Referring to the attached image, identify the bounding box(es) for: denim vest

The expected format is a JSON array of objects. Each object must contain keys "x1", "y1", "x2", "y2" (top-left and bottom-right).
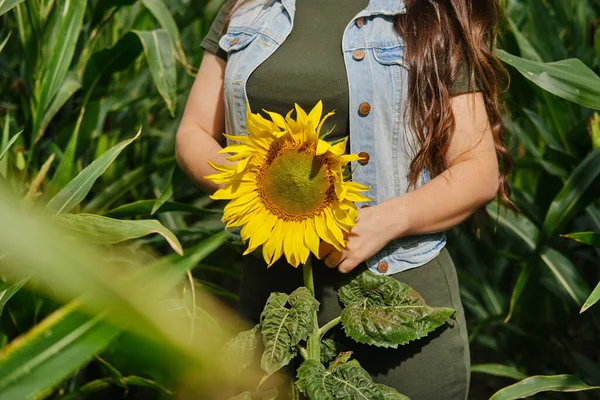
[{"x1": 218, "y1": 0, "x2": 446, "y2": 275}]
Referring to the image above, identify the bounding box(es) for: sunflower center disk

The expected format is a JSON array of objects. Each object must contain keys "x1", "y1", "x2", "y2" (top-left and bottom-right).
[{"x1": 261, "y1": 150, "x2": 332, "y2": 219}]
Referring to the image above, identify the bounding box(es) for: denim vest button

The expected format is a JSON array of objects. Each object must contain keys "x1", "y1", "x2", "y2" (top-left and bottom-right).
[
  {"x1": 358, "y1": 102, "x2": 371, "y2": 116},
  {"x1": 229, "y1": 37, "x2": 240, "y2": 46},
  {"x1": 377, "y1": 261, "x2": 389, "y2": 273},
  {"x1": 355, "y1": 17, "x2": 364, "y2": 28},
  {"x1": 353, "y1": 49, "x2": 365, "y2": 61},
  {"x1": 358, "y1": 152, "x2": 370, "y2": 165}
]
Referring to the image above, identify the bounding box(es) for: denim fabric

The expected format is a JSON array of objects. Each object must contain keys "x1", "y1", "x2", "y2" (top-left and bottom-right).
[{"x1": 218, "y1": 0, "x2": 446, "y2": 275}]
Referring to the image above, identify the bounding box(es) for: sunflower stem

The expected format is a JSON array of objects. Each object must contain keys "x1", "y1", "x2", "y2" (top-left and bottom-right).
[
  {"x1": 302, "y1": 256, "x2": 315, "y2": 297},
  {"x1": 318, "y1": 316, "x2": 341, "y2": 339},
  {"x1": 303, "y1": 256, "x2": 320, "y2": 361}
]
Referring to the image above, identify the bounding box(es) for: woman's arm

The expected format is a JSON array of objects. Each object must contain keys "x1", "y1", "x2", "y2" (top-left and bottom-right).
[
  {"x1": 333, "y1": 92, "x2": 500, "y2": 272},
  {"x1": 175, "y1": 52, "x2": 231, "y2": 194}
]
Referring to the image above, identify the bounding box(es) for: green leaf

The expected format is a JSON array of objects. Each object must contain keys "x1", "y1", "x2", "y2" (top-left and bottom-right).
[
  {"x1": 229, "y1": 389, "x2": 279, "y2": 400},
  {"x1": 0, "y1": 0, "x2": 25, "y2": 16},
  {"x1": 581, "y1": 281, "x2": 600, "y2": 314},
  {"x1": 34, "y1": 71, "x2": 81, "y2": 143},
  {"x1": 259, "y1": 293, "x2": 296, "y2": 376},
  {"x1": 297, "y1": 358, "x2": 406, "y2": 400},
  {"x1": 0, "y1": 302, "x2": 121, "y2": 400},
  {"x1": 224, "y1": 325, "x2": 261, "y2": 375},
  {"x1": 562, "y1": 232, "x2": 600, "y2": 247},
  {"x1": 0, "y1": 131, "x2": 22, "y2": 162},
  {"x1": 103, "y1": 200, "x2": 220, "y2": 219},
  {"x1": 0, "y1": 278, "x2": 28, "y2": 317},
  {"x1": 338, "y1": 270, "x2": 454, "y2": 348},
  {"x1": 82, "y1": 157, "x2": 174, "y2": 213},
  {"x1": 55, "y1": 213, "x2": 183, "y2": 255},
  {"x1": 507, "y1": 16, "x2": 543, "y2": 62},
  {"x1": 0, "y1": 31, "x2": 11, "y2": 53},
  {"x1": 471, "y1": 364, "x2": 528, "y2": 381},
  {"x1": 151, "y1": 165, "x2": 189, "y2": 216},
  {"x1": 375, "y1": 384, "x2": 410, "y2": 400},
  {"x1": 35, "y1": 0, "x2": 86, "y2": 142},
  {"x1": 320, "y1": 338, "x2": 342, "y2": 365},
  {"x1": 490, "y1": 375, "x2": 600, "y2": 400},
  {"x1": 82, "y1": 32, "x2": 143, "y2": 100},
  {"x1": 497, "y1": 50, "x2": 600, "y2": 110},
  {"x1": 132, "y1": 30, "x2": 177, "y2": 116},
  {"x1": 259, "y1": 287, "x2": 318, "y2": 376},
  {"x1": 540, "y1": 148, "x2": 600, "y2": 244},
  {"x1": 487, "y1": 203, "x2": 589, "y2": 306},
  {"x1": 140, "y1": 0, "x2": 190, "y2": 70},
  {"x1": 45, "y1": 130, "x2": 141, "y2": 215},
  {"x1": 504, "y1": 264, "x2": 533, "y2": 323},
  {"x1": 288, "y1": 287, "x2": 320, "y2": 340}
]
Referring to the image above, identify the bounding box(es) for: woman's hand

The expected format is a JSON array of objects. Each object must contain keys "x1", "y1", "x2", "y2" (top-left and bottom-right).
[
  {"x1": 320, "y1": 92, "x2": 500, "y2": 274},
  {"x1": 319, "y1": 203, "x2": 405, "y2": 274}
]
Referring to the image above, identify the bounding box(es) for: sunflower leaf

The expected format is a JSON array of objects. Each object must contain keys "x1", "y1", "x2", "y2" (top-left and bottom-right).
[
  {"x1": 224, "y1": 325, "x2": 261, "y2": 375},
  {"x1": 288, "y1": 287, "x2": 320, "y2": 339},
  {"x1": 259, "y1": 287, "x2": 319, "y2": 376},
  {"x1": 338, "y1": 270, "x2": 455, "y2": 348},
  {"x1": 320, "y1": 338, "x2": 344, "y2": 365},
  {"x1": 296, "y1": 357, "x2": 407, "y2": 400},
  {"x1": 259, "y1": 293, "x2": 298, "y2": 376}
]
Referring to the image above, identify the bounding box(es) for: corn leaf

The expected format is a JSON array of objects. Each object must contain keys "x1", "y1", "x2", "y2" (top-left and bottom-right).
[
  {"x1": 140, "y1": 0, "x2": 190, "y2": 69},
  {"x1": 0, "y1": 0, "x2": 24, "y2": 16},
  {"x1": 0, "y1": 278, "x2": 28, "y2": 317},
  {"x1": 540, "y1": 148, "x2": 600, "y2": 244},
  {"x1": 55, "y1": 213, "x2": 183, "y2": 255},
  {"x1": 103, "y1": 200, "x2": 220, "y2": 219},
  {"x1": 490, "y1": 375, "x2": 600, "y2": 400},
  {"x1": 487, "y1": 203, "x2": 589, "y2": 306},
  {"x1": 471, "y1": 364, "x2": 528, "y2": 381},
  {"x1": 0, "y1": 303, "x2": 121, "y2": 400},
  {"x1": 132, "y1": 30, "x2": 177, "y2": 116},
  {"x1": 0, "y1": 31, "x2": 11, "y2": 53},
  {"x1": 45, "y1": 130, "x2": 141, "y2": 215},
  {"x1": 0, "y1": 131, "x2": 22, "y2": 162},
  {"x1": 35, "y1": 0, "x2": 86, "y2": 143},
  {"x1": 497, "y1": 50, "x2": 600, "y2": 110},
  {"x1": 581, "y1": 282, "x2": 600, "y2": 314}
]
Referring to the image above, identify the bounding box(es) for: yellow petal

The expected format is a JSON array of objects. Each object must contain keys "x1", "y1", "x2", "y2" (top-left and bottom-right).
[
  {"x1": 307, "y1": 101, "x2": 323, "y2": 128},
  {"x1": 324, "y1": 207, "x2": 345, "y2": 246},
  {"x1": 328, "y1": 137, "x2": 348, "y2": 155},
  {"x1": 316, "y1": 140, "x2": 331, "y2": 156},
  {"x1": 316, "y1": 111, "x2": 335, "y2": 136},
  {"x1": 244, "y1": 212, "x2": 277, "y2": 254},
  {"x1": 303, "y1": 219, "x2": 320, "y2": 258}
]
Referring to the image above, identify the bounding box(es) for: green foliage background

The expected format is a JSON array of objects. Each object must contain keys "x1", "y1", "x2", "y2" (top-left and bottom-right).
[{"x1": 1, "y1": 0, "x2": 600, "y2": 398}]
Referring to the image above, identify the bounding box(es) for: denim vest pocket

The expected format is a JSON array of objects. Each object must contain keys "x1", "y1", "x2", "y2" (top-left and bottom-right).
[
  {"x1": 372, "y1": 45, "x2": 408, "y2": 69},
  {"x1": 219, "y1": 31, "x2": 259, "y2": 54}
]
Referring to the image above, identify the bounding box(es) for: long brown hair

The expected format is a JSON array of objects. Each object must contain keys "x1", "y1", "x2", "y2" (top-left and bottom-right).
[{"x1": 224, "y1": 0, "x2": 513, "y2": 207}]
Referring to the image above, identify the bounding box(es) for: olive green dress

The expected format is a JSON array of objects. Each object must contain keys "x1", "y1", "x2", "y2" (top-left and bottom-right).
[{"x1": 201, "y1": 1, "x2": 475, "y2": 398}]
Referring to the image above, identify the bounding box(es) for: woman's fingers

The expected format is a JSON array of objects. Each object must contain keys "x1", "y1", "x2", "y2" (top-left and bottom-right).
[
  {"x1": 318, "y1": 241, "x2": 336, "y2": 259},
  {"x1": 324, "y1": 250, "x2": 343, "y2": 268}
]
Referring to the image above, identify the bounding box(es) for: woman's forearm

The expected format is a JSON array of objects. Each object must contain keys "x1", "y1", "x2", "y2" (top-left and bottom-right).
[
  {"x1": 378, "y1": 156, "x2": 499, "y2": 240},
  {"x1": 175, "y1": 127, "x2": 232, "y2": 194}
]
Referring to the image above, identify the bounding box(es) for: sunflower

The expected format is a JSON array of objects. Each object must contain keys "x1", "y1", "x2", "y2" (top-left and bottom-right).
[{"x1": 205, "y1": 101, "x2": 370, "y2": 267}]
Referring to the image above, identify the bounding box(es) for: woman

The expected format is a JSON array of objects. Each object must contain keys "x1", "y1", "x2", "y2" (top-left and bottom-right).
[{"x1": 176, "y1": 0, "x2": 510, "y2": 398}]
